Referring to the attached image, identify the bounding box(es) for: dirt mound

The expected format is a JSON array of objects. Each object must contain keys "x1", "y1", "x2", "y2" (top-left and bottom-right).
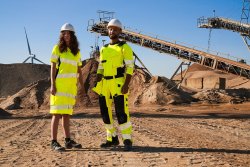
[
  {"x1": 78, "y1": 59, "x2": 193, "y2": 106},
  {"x1": 133, "y1": 76, "x2": 193, "y2": 105},
  {"x1": 0, "y1": 63, "x2": 50, "y2": 97},
  {"x1": 0, "y1": 59, "x2": 101, "y2": 110},
  {"x1": 174, "y1": 63, "x2": 250, "y2": 90},
  {"x1": 185, "y1": 63, "x2": 213, "y2": 72},
  {"x1": 1, "y1": 59, "x2": 195, "y2": 109},
  {"x1": 76, "y1": 59, "x2": 99, "y2": 107},
  {"x1": 0, "y1": 78, "x2": 50, "y2": 110},
  {"x1": 193, "y1": 89, "x2": 250, "y2": 104},
  {"x1": 128, "y1": 68, "x2": 151, "y2": 105}
]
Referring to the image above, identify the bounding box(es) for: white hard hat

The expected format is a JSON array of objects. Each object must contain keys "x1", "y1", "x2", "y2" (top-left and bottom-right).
[
  {"x1": 60, "y1": 23, "x2": 75, "y2": 32},
  {"x1": 107, "y1": 19, "x2": 122, "y2": 29}
]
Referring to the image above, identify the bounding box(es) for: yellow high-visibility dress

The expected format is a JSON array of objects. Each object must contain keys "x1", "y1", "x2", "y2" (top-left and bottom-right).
[
  {"x1": 93, "y1": 41, "x2": 134, "y2": 141},
  {"x1": 50, "y1": 45, "x2": 82, "y2": 115}
]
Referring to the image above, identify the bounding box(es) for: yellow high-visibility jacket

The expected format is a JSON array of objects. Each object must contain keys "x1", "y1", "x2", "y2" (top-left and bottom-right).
[
  {"x1": 93, "y1": 41, "x2": 134, "y2": 95},
  {"x1": 50, "y1": 45, "x2": 82, "y2": 115},
  {"x1": 97, "y1": 41, "x2": 134, "y2": 76}
]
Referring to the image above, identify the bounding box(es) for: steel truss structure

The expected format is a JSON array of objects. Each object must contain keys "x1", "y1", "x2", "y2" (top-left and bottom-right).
[{"x1": 88, "y1": 20, "x2": 250, "y2": 79}]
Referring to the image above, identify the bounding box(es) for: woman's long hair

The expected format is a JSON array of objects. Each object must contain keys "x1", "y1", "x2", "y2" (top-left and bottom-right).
[{"x1": 58, "y1": 31, "x2": 80, "y2": 56}]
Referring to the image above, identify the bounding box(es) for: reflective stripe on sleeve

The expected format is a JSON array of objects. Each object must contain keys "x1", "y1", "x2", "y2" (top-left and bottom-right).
[
  {"x1": 50, "y1": 105, "x2": 73, "y2": 110},
  {"x1": 56, "y1": 73, "x2": 77, "y2": 78},
  {"x1": 124, "y1": 60, "x2": 134, "y2": 65},
  {"x1": 55, "y1": 92, "x2": 76, "y2": 99},
  {"x1": 126, "y1": 64, "x2": 134, "y2": 68},
  {"x1": 51, "y1": 54, "x2": 59, "y2": 60}
]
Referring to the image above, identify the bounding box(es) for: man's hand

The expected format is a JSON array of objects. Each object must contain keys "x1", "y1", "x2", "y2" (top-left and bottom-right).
[
  {"x1": 121, "y1": 74, "x2": 132, "y2": 94},
  {"x1": 96, "y1": 74, "x2": 103, "y2": 82},
  {"x1": 121, "y1": 83, "x2": 129, "y2": 94},
  {"x1": 50, "y1": 84, "x2": 57, "y2": 95}
]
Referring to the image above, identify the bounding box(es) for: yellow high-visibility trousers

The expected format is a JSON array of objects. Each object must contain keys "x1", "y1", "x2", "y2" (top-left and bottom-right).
[{"x1": 94, "y1": 77, "x2": 132, "y2": 142}]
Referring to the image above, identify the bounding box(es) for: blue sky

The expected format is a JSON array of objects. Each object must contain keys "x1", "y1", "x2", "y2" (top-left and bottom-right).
[{"x1": 0, "y1": 0, "x2": 247, "y2": 77}]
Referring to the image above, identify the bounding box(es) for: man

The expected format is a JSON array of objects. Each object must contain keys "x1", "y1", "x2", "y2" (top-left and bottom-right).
[{"x1": 93, "y1": 19, "x2": 134, "y2": 151}]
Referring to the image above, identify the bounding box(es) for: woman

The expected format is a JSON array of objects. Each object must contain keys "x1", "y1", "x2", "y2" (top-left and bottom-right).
[{"x1": 50, "y1": 23, "x2": 84, "y2": 151}]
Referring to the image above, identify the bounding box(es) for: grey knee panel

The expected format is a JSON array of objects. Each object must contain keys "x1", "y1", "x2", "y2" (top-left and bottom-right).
[
  {"x1": 99, "y1": 96, "x2": 111, "y2": 124},
  {"x1": 114, "y1": 95, "x2": 127, "y2": 124}
]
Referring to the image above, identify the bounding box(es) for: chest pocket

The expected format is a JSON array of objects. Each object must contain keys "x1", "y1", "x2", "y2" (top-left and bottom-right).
[{"x1": 102, "y1": 49, "x2": 123, "y2": 70}]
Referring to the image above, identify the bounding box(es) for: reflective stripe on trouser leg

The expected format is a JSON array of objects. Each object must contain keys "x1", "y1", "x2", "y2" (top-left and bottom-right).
[
  {"x1": 120, "y1": 121, "x2": 132, "y2": 141},
  {"x1": 105, "y1": 124, "x2": 117, "y2": 141},
  {"x1": 99, "y1": 95, "x2": 115, "y2": 141},
  {"x1": 114, "y1": 94, "x2": 132, "y2": 141}
]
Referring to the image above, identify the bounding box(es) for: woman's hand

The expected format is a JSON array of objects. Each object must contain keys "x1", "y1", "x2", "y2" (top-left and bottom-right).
[{"x1": 50, "y1": 84, "x2": 57, "y2": 95}]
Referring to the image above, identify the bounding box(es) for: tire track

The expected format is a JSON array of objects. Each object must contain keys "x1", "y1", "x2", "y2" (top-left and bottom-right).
[
  {"x1": 0, "y1": 108, "x2": 249, "y2": 167},
  {"x1": 0, "y1": 120, "x2": 33, "y2": 140},
  {"x1": 131, "y1": 116, "x2": 249, "y2": 166},
  {"x1": 0, "y1": 119, "x2": 43, "y2": 166}
]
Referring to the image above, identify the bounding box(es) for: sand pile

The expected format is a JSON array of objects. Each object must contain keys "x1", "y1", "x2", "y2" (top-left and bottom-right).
[
  {"x1": 132, "y1": 76, "x2": 193, "y2": 105},
  {"x1": 174, "y1": 63, "x2": 250, "y2": 90},
  {"x1": 76, "y1": 59, "x2": 99, "y2": 107},
  {"x1": 128, "y1": 68, "x2": 151, "y2": 105},
  {"x1": 193, "y1": 89, "x2": 250, "y2": 104},
  {"x1": 0, "y1": 59, "x2": 195, "y2": 109},
  {"x1": 0, "y1": 63, "x2": 50, "y2": 97},
  {"x1": 0, "y1": 78, "x2": 50, "y2": 110},
  {"x1": 78, "y1": 59, "x2": 193, "y2": 106}
]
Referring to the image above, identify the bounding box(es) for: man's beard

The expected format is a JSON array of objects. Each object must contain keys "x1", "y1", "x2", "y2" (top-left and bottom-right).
[{"x1": 109, "y1": 34, "x2": 119, "y2": 40}]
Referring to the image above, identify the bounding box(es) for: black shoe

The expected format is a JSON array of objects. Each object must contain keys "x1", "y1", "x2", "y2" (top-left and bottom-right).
[
  {"x1": 100, "y1": 136, "x2": 119, "y2": 148},
  {"x1": 51, "y1": 141, "x2": 65, "y2": 152},
  {"x1": 124, "y1": 139, "x2": 132, "y2": 151},
  {"x1": 65, "y1": 139, "x2": 82, "y2": 149}
]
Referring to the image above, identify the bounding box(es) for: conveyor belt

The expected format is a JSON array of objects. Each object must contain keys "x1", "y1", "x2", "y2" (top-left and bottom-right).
[
  {"x1": 198, "y1": 17, "x2": 250, "y2": 37},
  {"x1": 88, "y1": 20, "x2": 250, "y2": 79}
]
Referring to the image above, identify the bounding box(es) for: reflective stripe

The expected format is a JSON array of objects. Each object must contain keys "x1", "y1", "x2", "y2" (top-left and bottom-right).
[
  {"x1": 119, "y1": 122, "x2": 132, "y2": 131},
  {"x1": 51, "y1": 54, "x2": 59, "y2": 60},
  {"x1": 50, "y1": 105, "x2": 73, "y2": 110},
  {"x1": 105, "y1": 124, "x2": 114, "y2": 130},
  {"x1": 126, "y1": 64, "x2": 134, "y2": 68},
  {"x1": 124, "y1": 60, "x2": 134, "y2": 65},
  {"x1": 61, "y1": 58, "x2": 77, "y2": 66},
  {"x1": 57, "y1": 73, "x2": 77, "y2": 78},
  {"x1": 107, "y1": 131, "x2": 112, "y2": 138},
  {"x1": 107, "y1": 131, "x2": 117, "y2": 138},
  {"x1": 55, "y1": 92, "x2": 76, "y2": 99},
  {"x1": 98, "y1": 64, "x2": 104, "y2": 70},
  {"x1": 122, "y1": 134, "x2": 132, "y2": 140}
]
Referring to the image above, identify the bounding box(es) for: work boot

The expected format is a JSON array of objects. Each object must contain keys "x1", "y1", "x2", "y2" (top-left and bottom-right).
[
  {"x1": 124, "y1": 139, "x2": 132, "y2": 151},
  {"x1": 51, "y1": 140, "x2": 65, "y2": 152},
  {"x1": 65, "y1": 138, "x2": 82, "y2": 149},
  {"x1": 100, "y1": 136, "x2": 119, "y2": 148}
]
